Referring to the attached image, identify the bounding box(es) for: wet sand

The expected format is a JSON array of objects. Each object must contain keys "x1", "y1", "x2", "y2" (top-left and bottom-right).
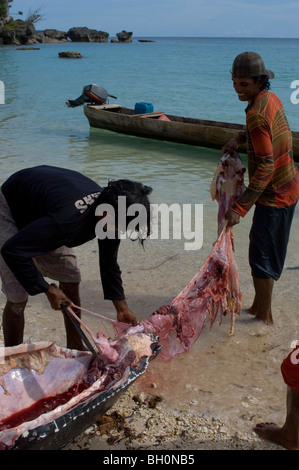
[{"x1": 0, "y1": 211, "x2": 298, "y2": 451}]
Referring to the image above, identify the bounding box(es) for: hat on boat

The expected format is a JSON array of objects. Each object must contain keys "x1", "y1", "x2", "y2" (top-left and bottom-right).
[{"x1": 232, "y1": 52, "x2": 274, "y2": 79}]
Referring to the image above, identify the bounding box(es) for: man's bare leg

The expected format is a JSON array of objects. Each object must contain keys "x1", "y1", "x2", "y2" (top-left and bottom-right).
[
  {"x1": 253, "y1": 277, "x2": 274, "y2": 324},
  {"x1": 254, "y1": 388, "x2": 299, "y2": 450},
  {"x1": 2, "y1": 300, "x2": 27, "y2": 347},
  {"x1": 246, "y1": 277, "x2": 274, "y2": 324},
  {"x1": 59, "y1": 281, "x2": 85, "y2": 350}
]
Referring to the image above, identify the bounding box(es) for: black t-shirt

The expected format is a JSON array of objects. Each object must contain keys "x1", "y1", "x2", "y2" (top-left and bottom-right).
[{"x1": 1, "y1": 165, "x2": 125, "y2": 300}]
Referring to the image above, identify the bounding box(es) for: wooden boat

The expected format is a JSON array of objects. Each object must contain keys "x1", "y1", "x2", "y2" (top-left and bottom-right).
[{"x1": 84, "y1": 104, "x2": 299, "y2": 162}]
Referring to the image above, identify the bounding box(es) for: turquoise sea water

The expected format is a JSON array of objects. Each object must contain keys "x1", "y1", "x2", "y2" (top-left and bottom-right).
[
  {"x1": 1, "y1": 36, "x2": 299, "y2": 174},
  {"x1": 1, "y1": 37, "x2": 299, "y2": 178},
  {"x1": 0, "y1": 36, "x2": 298, "y2": 249},
  {"x1": 0, "y1": 36, "x2": 299, "y2": 257}
]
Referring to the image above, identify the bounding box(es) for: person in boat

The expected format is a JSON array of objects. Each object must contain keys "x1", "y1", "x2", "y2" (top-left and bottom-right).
[
  {"x1": 254, "y1": 342, "x2": 299, "y2": 450},
  {"x1": 0, "y1": 165, "x2": 152, "y2": 349},
  {"x1": 222, "y1": 51, "x2": 299, "y2": 325}
]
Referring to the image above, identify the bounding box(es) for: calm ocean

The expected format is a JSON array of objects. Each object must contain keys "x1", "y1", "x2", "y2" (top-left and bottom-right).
[
  {"x1": 0, "y1": 36, "x2": 298, "y2": 242},
  {"x1": 1, "y1": 38, "x2": 299, "y2": 432}
]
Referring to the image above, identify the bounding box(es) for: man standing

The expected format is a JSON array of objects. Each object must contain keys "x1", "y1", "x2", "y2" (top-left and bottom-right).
[
  {"x1": 222, "y1": 52, "x2": 299, "y2": 324},
  {"x1": 0, "y1": 165, "x2": 152, "y2": 349}
]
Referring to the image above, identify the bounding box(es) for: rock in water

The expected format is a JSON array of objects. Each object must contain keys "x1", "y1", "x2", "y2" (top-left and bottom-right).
[
  {"x1": 67, "y1": 27, "x2": 109, "y2": 42},
  {"x1": 58, "y1": 51, "x2": 83, "y2": 59},
  {"x1": 111, "y1": 30, "x2": 133, "y2": 43}
]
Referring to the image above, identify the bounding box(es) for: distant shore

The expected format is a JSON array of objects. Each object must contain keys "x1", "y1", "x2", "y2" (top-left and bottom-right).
[{"x1": 0, "y1": 22, "x2": 139, "y2": 46}]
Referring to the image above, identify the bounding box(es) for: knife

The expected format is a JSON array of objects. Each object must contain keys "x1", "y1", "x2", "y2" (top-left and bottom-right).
[{"x1": 60, "y1": 301, "x2": 101, "y2": 360}]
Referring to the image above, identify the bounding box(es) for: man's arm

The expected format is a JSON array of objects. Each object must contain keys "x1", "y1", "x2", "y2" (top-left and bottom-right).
[
  {"x1": 98, "y1": 238, "x2": 137, "y2": 325},
  {"x1": 232, "y1": 124, "x2": 274, "y2": 217},
  {"x1": 1, "y1": 216, "x2": 68, "y2": 299}
]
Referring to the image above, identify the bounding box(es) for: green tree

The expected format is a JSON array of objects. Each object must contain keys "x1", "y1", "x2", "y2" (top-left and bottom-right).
[{"x1": 0, "y1": 1, "x2": 9, "y2": 20}]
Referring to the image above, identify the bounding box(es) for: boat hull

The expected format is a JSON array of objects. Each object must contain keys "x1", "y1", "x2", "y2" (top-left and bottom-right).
[
  {"x1": 11, "y1": 357, "x2": 150, "y2": 450},
  {"x1": 0, "y1": 339, "x2": 160, "y2": 451},
  {"x1": 84, "y1": 105, "x2": 299, "y2": 162}
]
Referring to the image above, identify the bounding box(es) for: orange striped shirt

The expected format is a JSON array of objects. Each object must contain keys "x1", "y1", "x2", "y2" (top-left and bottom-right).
[{"x1": 233, "y1": 90, "x2": 299, "y2": 217}]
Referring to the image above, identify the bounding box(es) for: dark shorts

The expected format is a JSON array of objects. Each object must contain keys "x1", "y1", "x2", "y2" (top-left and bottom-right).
[{"x1": 249, "y1": 202, "x2": 297, "y2": 280}]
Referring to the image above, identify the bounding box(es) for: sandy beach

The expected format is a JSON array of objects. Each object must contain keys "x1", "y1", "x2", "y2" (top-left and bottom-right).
[{"x1": 1, "y1": 207, "x2": 298, "y2": 452}]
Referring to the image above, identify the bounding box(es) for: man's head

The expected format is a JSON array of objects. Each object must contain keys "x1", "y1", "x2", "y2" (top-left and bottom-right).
[
  {"x1": 231, "y1": 52, "x2": 274, "y2": 102},
  {"x1": 97, "y1": 179, "x2": 153, "y2": 244}
]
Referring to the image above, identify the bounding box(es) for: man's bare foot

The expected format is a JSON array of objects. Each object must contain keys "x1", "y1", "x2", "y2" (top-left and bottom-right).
[
  {"x1": 245, "y1": 295, "x2": 257, "y2": 316},
  {"x1": 243, "y1": 308, "x2": 273, "y2": 325},
  {"x1": 253, "y1": 422, "x2": 299, "y2": 450},
  {"x1": 244, "y1": 306, "x2": 257, "y2": 316},
  {"x1": 254, "y1": 313, "x2": 274, "y2": 325}
]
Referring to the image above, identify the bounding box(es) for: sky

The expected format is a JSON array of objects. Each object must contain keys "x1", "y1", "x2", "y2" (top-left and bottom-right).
[{"x1": 9, "y1": 0, "x2": 299, "y2": 38}]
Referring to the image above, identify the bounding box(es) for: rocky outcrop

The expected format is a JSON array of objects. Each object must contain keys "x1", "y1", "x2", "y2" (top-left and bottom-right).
[
  {"x1": 0, "y1": 20, "x2": 36, "y2": 45},
  {"x1": 67, "y1": 27, "x2": 108, "y2": 42},
  {"x1": 25, "y1": 29, "x2": 68, "y2": 44},
  {"x1": 0, "y1": 0, "x2": 133, "y2": 45},
  {"x1": 16, "y1": 46, "x2": 40, "y2": 50},
  {"x1": 0, "y1": 22, "x2": 134, "y2": 45},
  {"x1": 0, "y1": 20, "x2": 67, "y2": 45},
  {"x1": 58, "y1": 51, "x2": 83, "y2": 59},
  {"x1": 43, "y1": 29, "x2": 68, "y2": 42},
  {"x1": 111, "y1": 30, "x2": 133, "y2": 43},
  {"x1": 117, "y1": 30, "x2": 133, "y2": 42}
]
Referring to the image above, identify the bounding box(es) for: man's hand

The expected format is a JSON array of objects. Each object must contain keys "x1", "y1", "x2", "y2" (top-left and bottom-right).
[
  {"x1": 221, "y1": 131, "x2": 246, "y2": 156},
  {"x1": 45, "y1": 284, "x2": 73, "y2": 310},
  {"x1": 225, "y1": 208, "x2": 240, "y2": 227},
  {"x1": 221, "y1": 138, "x2": 239, "y2": 157},
  {"x1": 113, "y1": 299, "x2": 138, "y2": 326}
]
